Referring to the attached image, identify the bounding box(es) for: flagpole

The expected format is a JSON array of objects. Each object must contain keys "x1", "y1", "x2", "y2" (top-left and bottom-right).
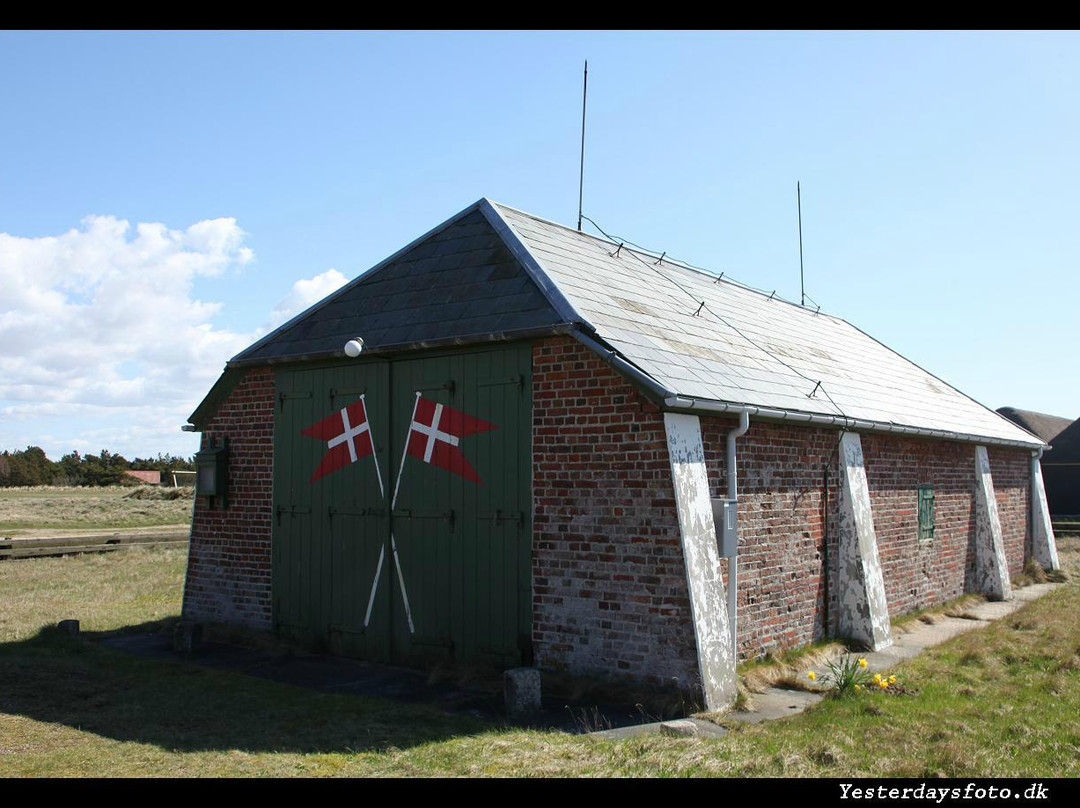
[
  {"x1": 385, "y1": 392, "x2": 422, "y2": 635},
  {"x1": 360, "y1": 394, "x2": 384, "y2": 497},
  {"x1": 391, "y1": 391, "x2": 421, "y2": 510},
  {"x1": 391, "y1": 534, "x2": 415, "y2": 634},
  {"x1": 362, "y1": 545, "x2": 385, "y2": 627}
]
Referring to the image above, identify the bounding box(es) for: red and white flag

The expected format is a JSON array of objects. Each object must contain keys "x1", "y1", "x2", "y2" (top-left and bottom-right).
[
  {"x1": 301, "y1": 396, "x2": 381, "y2": 487},
  {"x1": 402, "y1": 394, "x2": 496, "y2": 486}
]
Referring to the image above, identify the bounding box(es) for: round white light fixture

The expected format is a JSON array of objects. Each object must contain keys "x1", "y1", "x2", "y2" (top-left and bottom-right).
[{"x1": 344, "y1": 338, "x2": 365, "y2": 358}]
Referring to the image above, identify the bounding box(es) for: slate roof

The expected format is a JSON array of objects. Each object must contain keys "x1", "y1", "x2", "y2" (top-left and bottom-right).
[
  {"x1": 234, "y1": 209, "x2": 567, "y2": 363},
  {"x1": 200, "y1": 198, "x2": 1043, "y2": 448},
  {"x1": 995, "y1": 407, "x2": 1073, "y2": 445}
]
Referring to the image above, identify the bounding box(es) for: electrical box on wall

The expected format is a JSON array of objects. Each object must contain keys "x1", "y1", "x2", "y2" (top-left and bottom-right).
[
  {"x1": 194, "y1": 438, "x2": 229, "y2": 508},
  {"x1": 711, "y1": 498, "x2": 737, "y2": 557}
]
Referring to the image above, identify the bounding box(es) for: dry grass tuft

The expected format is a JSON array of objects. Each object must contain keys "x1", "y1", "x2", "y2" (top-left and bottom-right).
[
  {"x1": 123, "y1": 487, "x2": 192, "y2": 501},
  {"x1": 739, "y1": 642, "x2": 846, "y2": 694},
  {"x1": 894, "y1": 593, "x2": 983, "y2": 632},
  {"x1": 807, "y1": 744, "x2": 843, "y2": 767},
  {"x1": 733, "y1": 680, "x2": 755, "y2": 711},
  {"x1": 945, "y1": 610, "x2": 985, "y2": 621}
]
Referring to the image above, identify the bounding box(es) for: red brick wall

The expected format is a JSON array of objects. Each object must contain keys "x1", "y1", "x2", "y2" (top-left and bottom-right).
[
  {"x1": 182, "y1": 368, "x2": 275, "y2": 629},
  {"x1": 701, "y1": 421, "x2": 839, "y2": 660},
  {"x1": 707, "y1": 429, "x2": 1032, "y2": 657},
  {"x1": 532, "y1": 338, "x2": 699, "y2": 688},
  {"x1": 860, "y1": 435, "x2": 978, "y2": 617},
  {"x1": 988, "y1": 447, "x2": 1030, "y2": 576}
]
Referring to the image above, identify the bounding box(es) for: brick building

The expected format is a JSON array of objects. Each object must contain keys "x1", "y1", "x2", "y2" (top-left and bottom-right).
[{"x1": 183, "y1": 199, "x2": 1060, "y2": 709}]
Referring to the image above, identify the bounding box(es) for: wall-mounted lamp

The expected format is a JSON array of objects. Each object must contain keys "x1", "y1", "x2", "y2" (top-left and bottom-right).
[{"x1": 344, "y1": 337, "x2": 365, "y2": 357}]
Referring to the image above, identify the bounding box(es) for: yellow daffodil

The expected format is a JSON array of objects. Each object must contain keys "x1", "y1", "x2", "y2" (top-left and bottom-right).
[
  {"x1": 878, "y1": 679, "x2": 889, "y2": 689},
  {"x1": 889, "y1": 675, "x2": 897, "y2": 684},
  {"x1": 808, "y1": 671, "x2": 817, "y2": 681},
  {"x1": 854, "y1": 684, "x2": 862, "y2": 691},
  {"x1": 858, "y1": 658, "x2": 868, "y2": 669},
  {"x1": 872, "y1": 673, "x2": 882, "y2": 684}
]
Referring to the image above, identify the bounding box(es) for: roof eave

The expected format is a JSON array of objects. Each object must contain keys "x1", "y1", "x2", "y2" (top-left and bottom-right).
[
  {"x1": 663, "y1": 394, "x2": 1046, "y2": 451},
  {"x1": 225, "y1": 323, "x2": 578, "y2": 371}
]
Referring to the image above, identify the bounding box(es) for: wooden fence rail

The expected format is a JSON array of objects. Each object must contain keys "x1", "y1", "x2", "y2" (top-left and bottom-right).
[{"x1": 0, "y1": 530, "x2": 189, "y2": 560}]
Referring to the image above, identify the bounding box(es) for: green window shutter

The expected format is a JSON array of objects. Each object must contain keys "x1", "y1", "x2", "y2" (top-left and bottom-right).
[{"x1": 918, "y1": 485, "x2": 935, "y2": 542}]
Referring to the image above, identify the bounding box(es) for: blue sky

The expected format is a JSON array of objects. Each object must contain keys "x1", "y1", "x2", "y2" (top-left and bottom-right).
[{"x1": 1, "y1": 31, "x2": 1077, "y2": 459}]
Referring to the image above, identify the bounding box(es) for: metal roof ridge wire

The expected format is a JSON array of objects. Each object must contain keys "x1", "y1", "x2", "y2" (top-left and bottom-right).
[
  {"x1": 581, "y1": 212, "x2": 848, "y2": 421},
  {"x1": 579, "y1": 214, "x2": 811, "y2": 311}
]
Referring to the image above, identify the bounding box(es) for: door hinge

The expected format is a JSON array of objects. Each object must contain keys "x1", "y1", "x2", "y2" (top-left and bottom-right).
[
  {"x1": 391, "y1": 508, "x2": 455, "y2": 529},
  {"x1": 480, "y1": 510, "x2": 524, "y2": 529}
]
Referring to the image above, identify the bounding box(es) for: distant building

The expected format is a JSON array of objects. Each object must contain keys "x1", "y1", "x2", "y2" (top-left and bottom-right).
[
  {"x1": 998, "y1": 407, "x2": 1080, "y2": 516},
  {"x1": 124, "y1": 470, "x2": 161, "y2": 485}
]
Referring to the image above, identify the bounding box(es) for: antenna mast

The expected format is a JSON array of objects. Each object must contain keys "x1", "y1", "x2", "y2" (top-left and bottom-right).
[
  {"x1": 797, "y1": 181, "x2": 805, "y2": 306},
  {"x1": 577, "y1": 60, "x2": 588, "y2": 231}
]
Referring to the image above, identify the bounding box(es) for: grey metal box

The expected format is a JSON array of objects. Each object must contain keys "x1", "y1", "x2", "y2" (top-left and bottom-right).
[{"x1": 711, "y1": 498, "x2": 738, "y2": 557}]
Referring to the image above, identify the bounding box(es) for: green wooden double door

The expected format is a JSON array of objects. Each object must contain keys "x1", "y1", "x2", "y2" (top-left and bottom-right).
[{"x1": 272, "y1": 345, "x2": 532, "y2": 669}]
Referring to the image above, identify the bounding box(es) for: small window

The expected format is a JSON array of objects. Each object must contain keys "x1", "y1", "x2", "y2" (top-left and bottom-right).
[{"x1": 917, "y1": 484, "x2": 935, "y2": 542}]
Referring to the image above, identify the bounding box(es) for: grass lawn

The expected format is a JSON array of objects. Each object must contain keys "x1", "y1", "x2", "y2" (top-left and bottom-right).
[
  {"x1": 0, "y1": 540, "x2": 1078, "y2": 777},
  {"x1": 0, "y1": 486, "x2": 192, "y2": 535}
]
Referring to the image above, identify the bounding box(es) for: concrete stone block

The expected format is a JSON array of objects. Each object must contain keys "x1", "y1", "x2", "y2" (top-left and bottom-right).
[
  {"x1": 57, "y1": 619, "x2": 80, "y2": 636},
  {"x1": 173, "y1": 621, "x2": 203, "y2": 656},
  {"x1": 659, "y1": 719, "x2": 699, "y2": 737},
  {"x1": 504, "y1": 667, "x2": 541, "y2": 717}
]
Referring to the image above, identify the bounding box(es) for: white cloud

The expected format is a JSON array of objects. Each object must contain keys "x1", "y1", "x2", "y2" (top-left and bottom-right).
[
  {"x1": 0, "y1": 215, "x2": 348, "y2": 460},
  {"x1": 266, "y1": 268, "x2": 349, "y2": 329}
]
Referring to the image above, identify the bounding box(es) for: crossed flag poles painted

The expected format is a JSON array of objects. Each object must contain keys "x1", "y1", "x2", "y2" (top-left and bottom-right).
[{"x1": 300, "y1": 392, "x2": 496, "y2": 633}]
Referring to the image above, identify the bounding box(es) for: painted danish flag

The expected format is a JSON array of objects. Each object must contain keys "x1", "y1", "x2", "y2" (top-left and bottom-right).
[
  {"x1": 301, "y1": 396, "x2": 381, "y2": 487},
  {"x1": 403, "y1": 393, "x2": 496, "y2": 485}
]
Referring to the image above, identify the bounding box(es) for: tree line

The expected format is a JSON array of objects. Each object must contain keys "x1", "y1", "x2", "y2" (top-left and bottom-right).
[{"x1": 0, "y1": 446, "x2": 195, "y2": 487}]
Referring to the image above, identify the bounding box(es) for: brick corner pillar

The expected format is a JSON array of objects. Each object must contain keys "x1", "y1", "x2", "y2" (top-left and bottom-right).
[
  {"x1": 973, "y1": 445, "x2": 1013, "y2": 601},
  {"x1": 663, "y1": 412, "x2": 736, "y2": 711},
  {"x1": 1031, "y1": 455, "x2": 1060, "y2": 571},
  {"x1": 837, "y1": 431, "x2": 893, "y2": 651}
]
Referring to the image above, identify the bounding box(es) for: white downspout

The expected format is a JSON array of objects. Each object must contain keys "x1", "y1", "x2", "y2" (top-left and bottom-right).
[{"x1": 726, "y1": 410, "x2": 750, "y2": 654}]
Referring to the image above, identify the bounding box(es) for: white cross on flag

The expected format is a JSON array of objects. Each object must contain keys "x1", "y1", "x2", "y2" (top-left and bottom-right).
[
  {"x1": 403, "y1": 394, "x2": 496, "y2": 484},
  {"x1": 301, "y1": 396, "x2": 377, "y2": 484}
]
